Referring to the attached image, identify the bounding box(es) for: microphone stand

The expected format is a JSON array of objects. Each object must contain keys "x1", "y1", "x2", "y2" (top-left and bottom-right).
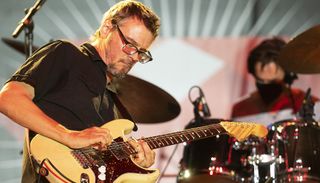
[
  {"x1": 12, "y1": 0, "x2": 46, "y2": 58},
  {"x1": 24, "y1": 10, "x2": 34, "y2": 59}
]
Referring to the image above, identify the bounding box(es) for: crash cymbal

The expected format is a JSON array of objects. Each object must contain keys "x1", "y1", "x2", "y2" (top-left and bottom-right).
[
  {"x1": 113, "y1": 75, "x2": 181, "y2": 124},
  {"x1": 2, "y1": 37, "x2": 38, "y2": 55},
  {"x1": 278, "y1": 25, "x2": 320, "y2": 74}
]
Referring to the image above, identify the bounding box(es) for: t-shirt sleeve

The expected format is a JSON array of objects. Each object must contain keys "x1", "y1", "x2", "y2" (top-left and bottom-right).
[{"x1": 7, "y1": 40, "x2": 73, "y2": 100}]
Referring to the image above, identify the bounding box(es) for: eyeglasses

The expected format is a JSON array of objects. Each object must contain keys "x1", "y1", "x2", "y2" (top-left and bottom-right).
[{"x1": 115, "y1": 24, "x2": 153, "y2": 64}]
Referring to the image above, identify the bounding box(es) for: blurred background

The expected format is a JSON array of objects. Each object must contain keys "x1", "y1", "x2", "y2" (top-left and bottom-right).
[{"x1": 1, "y1": 0, "x2": 320, "y2": 182}]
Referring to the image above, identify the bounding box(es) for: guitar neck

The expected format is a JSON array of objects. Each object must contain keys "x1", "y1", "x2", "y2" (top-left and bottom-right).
[
  {"x1": 143, "y1": 123, "x2": 226, "y2": 150},
  {"x1": 106, "y1": 123, "x2": 227, "y2": 160}
]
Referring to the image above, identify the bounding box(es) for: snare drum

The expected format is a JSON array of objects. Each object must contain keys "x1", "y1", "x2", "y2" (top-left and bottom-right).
[{"x1": 270, "y1": 120, "x2": 320, "y2": 182}]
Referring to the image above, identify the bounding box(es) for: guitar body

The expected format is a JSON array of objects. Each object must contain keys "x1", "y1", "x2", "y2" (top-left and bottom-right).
[{"x1": 30, "y1": 119, "x2": 160, "y2": 183}]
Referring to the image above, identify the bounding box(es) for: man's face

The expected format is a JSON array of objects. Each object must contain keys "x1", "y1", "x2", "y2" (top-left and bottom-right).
[
  {"x1": 99, "y1": 17, "x2": 154, "y2": 78},
  {"x1": 254, "y1": 61, "x2": 285, "y2": 84}
]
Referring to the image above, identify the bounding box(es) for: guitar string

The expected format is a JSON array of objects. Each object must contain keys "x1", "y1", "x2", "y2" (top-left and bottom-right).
[
  {"x1": 106, "y1": 123, "x2": 225, "y2": 151},
  {"x1": 76, "y1": 123, "x2": 250, "y2": 162},
  {"x1": 77, "y1": 123, "x2": 247, "y2": 155}
]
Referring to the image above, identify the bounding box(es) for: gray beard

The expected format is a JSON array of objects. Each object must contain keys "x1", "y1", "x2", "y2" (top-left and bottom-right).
[{"x1": 107, "y1": 63, "x2": 127, "y2": 79}]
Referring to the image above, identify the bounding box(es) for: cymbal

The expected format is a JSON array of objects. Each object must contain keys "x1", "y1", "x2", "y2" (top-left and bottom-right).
[
  {"x1": 113, "y1": 75, "x2": 181, "y2": 124},
  {"x1": 278, "y1": 25, "x2": 320, "y2": 74},
  {"x1": 2, "y1": 37, "x2": 38, "y2": 55}
]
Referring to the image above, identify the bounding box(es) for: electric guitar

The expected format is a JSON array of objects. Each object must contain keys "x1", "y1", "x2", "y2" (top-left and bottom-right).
[{"x1": 30, "y1": 119, "x2": 268, "y2": 183}]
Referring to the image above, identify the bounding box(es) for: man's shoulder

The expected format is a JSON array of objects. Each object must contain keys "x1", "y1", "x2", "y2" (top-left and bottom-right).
[{"x1": 36, "y1": 40, "x2": 79, "y2": 54}]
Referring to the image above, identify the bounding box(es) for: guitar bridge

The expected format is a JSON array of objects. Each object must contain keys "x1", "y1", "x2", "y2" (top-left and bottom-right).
[{"x1": 71, "y1": 149, "x2": 91, "y2": 169}]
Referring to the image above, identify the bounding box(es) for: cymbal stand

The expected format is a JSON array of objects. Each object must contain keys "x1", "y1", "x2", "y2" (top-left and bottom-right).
[{"x1": 23, "y1": 11, "x2": 34, "y2": 59}]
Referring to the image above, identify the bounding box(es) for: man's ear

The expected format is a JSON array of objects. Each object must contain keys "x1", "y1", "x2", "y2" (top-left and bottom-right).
[{"x1": 100, "y1": 20, "x2": 113, "y2": 38}]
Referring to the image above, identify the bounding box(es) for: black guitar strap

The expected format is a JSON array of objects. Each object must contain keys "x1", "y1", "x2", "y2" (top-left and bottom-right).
[{"x1": 109, "y1": 91, "x2": 138, "y2": 131}]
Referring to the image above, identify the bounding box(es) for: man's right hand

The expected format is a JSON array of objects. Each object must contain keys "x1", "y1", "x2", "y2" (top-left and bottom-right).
[
  {"x1": 64, "y1": 127, "x2": 113, "y2": 149},
  {"x1": 0, "y1": 81, "x2": 114, "y2": 150}
]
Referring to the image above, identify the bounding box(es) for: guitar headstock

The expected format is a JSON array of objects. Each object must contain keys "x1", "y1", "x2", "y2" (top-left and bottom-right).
[{"x1": 220, "y1": 121, "x2": 268, "y2": 141}]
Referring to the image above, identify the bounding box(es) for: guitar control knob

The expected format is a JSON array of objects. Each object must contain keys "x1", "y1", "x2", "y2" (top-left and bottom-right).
[
  {"x1": 80, "y1": 173, "x2": 89, "y2": 183},
  {"x1": 98, "y1": 165, "x2": 106, "y2": 173},
  {"x1": 98, "y1": 173, "x2": 106, "y2": 181}
]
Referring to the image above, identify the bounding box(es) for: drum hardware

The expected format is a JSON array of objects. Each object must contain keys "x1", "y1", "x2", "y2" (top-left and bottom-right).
[
  {"x1": 208, "y1": 157, "x2": 235, "y2": 176},
  {"x1": 248, "y1": 144, "x2": 280, "y2": 183}
]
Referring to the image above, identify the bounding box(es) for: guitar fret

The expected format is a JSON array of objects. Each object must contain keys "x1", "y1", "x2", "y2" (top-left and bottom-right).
[
  {"x1": 185, "y1": 132, "x2": 194, "y2": 140},
  {"x1": 161, "y1": 137, "x2": 170, "y2": 146},
  {"x1": 190, "y1": 132, "x2": 196, "y2": 139},
  {"x1": 146, "y1": 139, "x2": 156, "y2": 149},
  {"x1": 162, "y1": 135, "x2": 174, "y2": 145},
  {"x1": 182, "y1": 133, "x2": 190, "y2": 141},
  {"x1": 201, "y1": 129, "x2": 207, "y2": 137},
  {"x1": 179, "y1": 133, "x2": 187, "y2": 142},
  {"x1": 172, "y1": 136, "x2": 180, "y2": 143},
  {"x1": 155, "y1": 137, "x2": 163, "y2": 147},
  {"x1": 194, "y1": 131, "x2": 201, "y2": 138},
  {"x1": 159, "y1": 138, "x2": 167, "y2": 146},
  {"x1": 207, "y1": 128, "x2": 214, "y2": 135},
  {"x1": 167, "y1": 136, "x2": 174, "y2": 144}
]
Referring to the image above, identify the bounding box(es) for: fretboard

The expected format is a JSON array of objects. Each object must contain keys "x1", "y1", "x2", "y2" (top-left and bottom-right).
[
  {"x1": 144, "y1": 123, "x2": 226, "y2": 149},
  {"x1": 106, "y1": 123, "x2": 227, "y2": 160}
]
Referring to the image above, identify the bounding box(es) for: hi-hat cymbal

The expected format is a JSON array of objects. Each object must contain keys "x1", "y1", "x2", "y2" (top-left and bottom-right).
[
  {"x1": 2, "y1": 37, "x2": 39, "y2": 55},
  {"x1": 113, "y1": 75, "x2": 181, "y2": 124},
  {"x1": 278, "y1": 25, "x2": 320, "y2": 74}
]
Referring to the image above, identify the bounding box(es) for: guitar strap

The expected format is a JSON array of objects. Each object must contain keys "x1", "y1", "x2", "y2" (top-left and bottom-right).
[
  {"x1": 23, "y1": 128, "x2": 44, "y2": 182},
  {"x1": 25, "y1": 129, "x2": 35, "y2": 170},
  {"x1": 110, "y1": 91, "x2": 138, "y2": 131}
]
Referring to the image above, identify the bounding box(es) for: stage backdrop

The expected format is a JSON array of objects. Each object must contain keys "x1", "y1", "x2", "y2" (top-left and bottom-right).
[{"x1": 1, "y1": 37, "x2": 320, "y2": 182}]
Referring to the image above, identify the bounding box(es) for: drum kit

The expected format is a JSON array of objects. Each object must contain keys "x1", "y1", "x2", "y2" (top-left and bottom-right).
[
  {"x1": 178, "y1": 118, "x2": 320, "y2": 183},
  {"x1": 2, "y1": 23, "x2": 320, "y2": 183},
  {"x1": 178, "y1": 25, "x2": 320, "y2": 183}
]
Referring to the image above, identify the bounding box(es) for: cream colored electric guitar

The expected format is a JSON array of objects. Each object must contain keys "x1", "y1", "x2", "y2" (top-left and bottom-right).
[{"x1": 30, "y1": 119, "x2": 268, "y2": 183}]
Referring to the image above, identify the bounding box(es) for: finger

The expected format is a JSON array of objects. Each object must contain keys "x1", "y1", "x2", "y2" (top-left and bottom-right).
[
  {"x1": 88, "y1": 134, "x2": 112, "y2": 149},
  {"x1": 127, "y1": 138, "x2": 140, "y2": 152},
  {"x1": 90, "y1": 128, "x2": 113, "y2": 146},
  {"x1": 139, "y1": 141, "x2": 155, "y2": 167}
]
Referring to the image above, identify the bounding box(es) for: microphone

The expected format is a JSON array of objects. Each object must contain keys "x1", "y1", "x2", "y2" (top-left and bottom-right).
[
  {"x1": 199, "y1": 89, "x2": 211, "y2": 117},
  {"x1": 189, "y1": 86, "x2": 212, "y2": 119}
]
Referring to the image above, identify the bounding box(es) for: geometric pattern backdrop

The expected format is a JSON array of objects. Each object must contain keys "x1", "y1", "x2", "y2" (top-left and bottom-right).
[{"x1": 1, "y1": 1, "x2": 320, "y2": 182}]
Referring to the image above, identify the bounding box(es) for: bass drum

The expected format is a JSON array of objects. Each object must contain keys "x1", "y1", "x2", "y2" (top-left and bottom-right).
[
  {"x1": 270, "y1": 120, "x2": 320, "y2": 182},
  {"x1": 177, "y1": 118, "x2": 250, "y2": 183}
]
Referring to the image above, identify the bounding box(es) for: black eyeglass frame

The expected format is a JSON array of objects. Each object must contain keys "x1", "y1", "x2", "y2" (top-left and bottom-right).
[{"x1": 114, "y1": 24, "x2": 153, "y2": 64}]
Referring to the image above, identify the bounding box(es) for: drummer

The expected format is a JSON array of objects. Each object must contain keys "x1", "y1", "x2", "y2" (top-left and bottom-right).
[{"x1": 231, "y1": 38, "x2": 318, "y2": 122}]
